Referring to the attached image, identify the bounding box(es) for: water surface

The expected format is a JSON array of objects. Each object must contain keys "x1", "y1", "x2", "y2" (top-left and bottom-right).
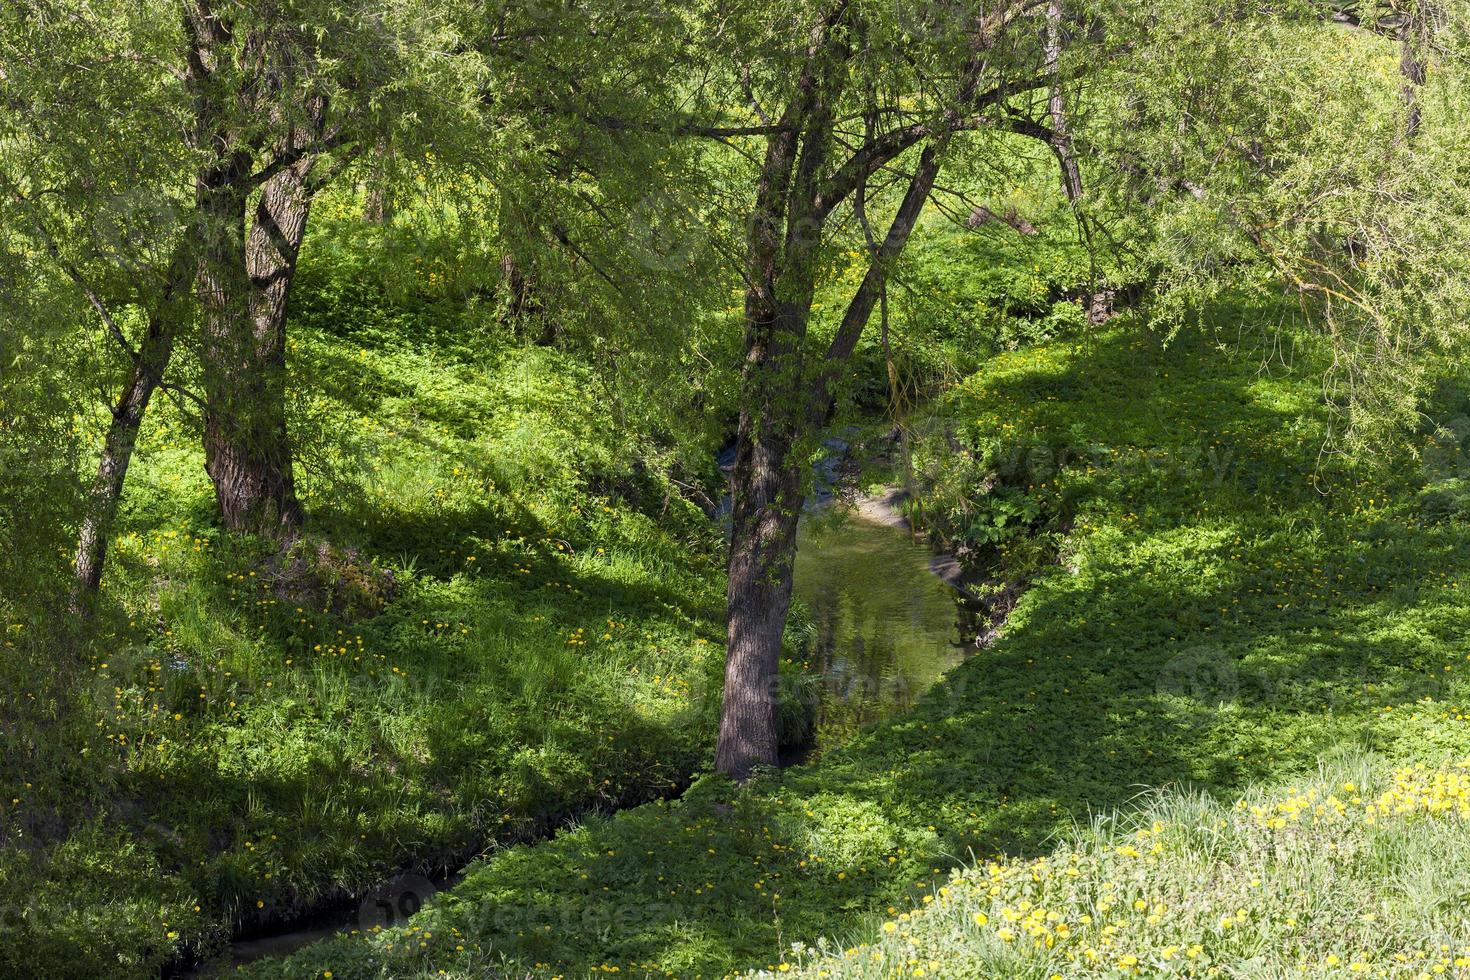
[{"x1": 792, "y1": 508, "x2": 970, "y2": 756}]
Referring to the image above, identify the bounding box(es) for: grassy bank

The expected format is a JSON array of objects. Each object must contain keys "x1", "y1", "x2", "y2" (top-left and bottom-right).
[
  {"x1": 763, "y1": 754, "x2": 1470, "y2": 978},
  {"x1": 244, "y1": 310, "x2": 1470, "y2": 977},
  {"x1": 0, "y1": 236, "x2": 729, "y2": 978}
]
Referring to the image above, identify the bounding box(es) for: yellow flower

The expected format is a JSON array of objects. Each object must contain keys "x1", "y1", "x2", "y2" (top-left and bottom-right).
[{"x1": 973, "y1": 912, "x2": 988, "y2": 925}]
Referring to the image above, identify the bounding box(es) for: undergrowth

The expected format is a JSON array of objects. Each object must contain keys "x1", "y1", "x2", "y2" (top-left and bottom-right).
[{"x1": 245, "y1": 311, "x2": 1470, "y2": 978}]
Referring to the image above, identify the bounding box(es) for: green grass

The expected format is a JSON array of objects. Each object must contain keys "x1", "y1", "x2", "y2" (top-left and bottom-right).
[
  {"x1": 0, "y1": 257, "x2": 730, "y2": 978},
  {"x1": 760, "y1": 753, "x2": 1470, "y2": 978},
  {"x1": 242, "y1": 310, "x2": 1470, "y2": 979}
]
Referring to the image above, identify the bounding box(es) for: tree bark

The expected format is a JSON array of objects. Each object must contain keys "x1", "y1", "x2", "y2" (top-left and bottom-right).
[
  {"x1": 714, "y1": 35, "x2": 834, "y2": 779},
  {"x1": 717, "y1": 403, "x2": 804, "y2": 779},
  {"x1": 713, "y1": 6, "x2": 1031, "y2": 780},
  {"x1": 1045, "y1": 2, "x2": 1084, "y2": 204},
  {"x1": 715, "y1": 126, "x2": 945, "y2": 783},
  {"x1": 186, "y1": 3, "x2": 322, "y2": 539},
  {"x1": 1399, "y1": 10, "x2": 1426, "y2": 141},
  {"x1": 1043, "y1": 1, "x2": 1111, "y2": 321},
  {"x1": 363, "y1": 139, "x2": 394, "y2": 223},
  {"x1": 197, "y1": 140, "x2": 315, "y2": 537}
]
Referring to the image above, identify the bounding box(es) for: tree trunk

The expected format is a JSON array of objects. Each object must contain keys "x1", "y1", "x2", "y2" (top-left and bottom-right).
[
  {"x1": 1044, "y1": 1, "x2": 1110, "y2": 321},
  {"x1": 715, "y1": 7, "x2": 973, "y2": 780},
  {"x1": 198, "y1": 150, "x2": 313, "y2": 537},
  {"x1": 713, "y1": 55, "x2": 830, "y2": 779},
  {"x1": 1045, "y1": 2, "x2": 1084, "y2": 204},
  {"x1": 72, "y1": 310, "x2": 176, "y2": 603},
  {"x1": 363, "y1": 139, "x2": 394, "y2": 223},
  {"x1": 717, "y1": 415, "x2": 804, "y2": 780},
  {"x1": 717, "y1": 281, "x2": 813, "y2": 780},
  {"x1": 1399, "y1": 13, "x2": 1426, "y2": 142},
  {"x1": 716, "y1": 144, "x2": 944, "y2": 781}
]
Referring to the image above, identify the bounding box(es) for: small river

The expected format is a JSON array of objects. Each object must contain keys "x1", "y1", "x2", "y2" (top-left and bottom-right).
[{"x1": 791, "y1": 506, "x2": 972, "y2": 757}]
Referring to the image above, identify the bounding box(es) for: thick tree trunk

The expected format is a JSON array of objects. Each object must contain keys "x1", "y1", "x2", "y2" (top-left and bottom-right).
[
  {"x1": 500, "y1": 252, "x2": 558, "y2": 344},
  {"x1": 363, "y1": 139, "x2": 393, "y2": 224},
  {"x1": 198, "y1": 151, "x2": 313, "y2": 537},
  {"x1": 72, "y1": 311, "x2": 176, "y2": 603},
  {"x1": 714, "y1": 68, "x2": 826, "y2": 780},
  {"x1": 717, "y1": 416, "x2": 804, "y2": 780},
  {"x1": 715, "y1": 7, "x2": 968, "y2": 780},
  {"x1": 716, "y1": 146, "x2": 944, "y2": 781}
]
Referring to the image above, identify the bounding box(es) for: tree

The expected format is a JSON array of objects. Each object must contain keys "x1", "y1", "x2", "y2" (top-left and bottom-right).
[
  {"x1": 1330, "y1": 1, "x2": 1443, "y2": 141},
  {"x1": 685, "y1": 0, "x2": 1080, "y2": 779},
  {"x1": 182, "y1": 2, "x2": 369, "y2": 536},
  {"x1": 0, "y1": 2, "x2": 197, "y2": 604},
  {"x1": 5, "y1": 1, "x2": 489, "y2": 559}
]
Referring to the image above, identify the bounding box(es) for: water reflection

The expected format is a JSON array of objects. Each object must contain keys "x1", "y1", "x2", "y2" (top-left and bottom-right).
[{"x1": 792, "y1": 508, "x2": 972, "y2": 757}]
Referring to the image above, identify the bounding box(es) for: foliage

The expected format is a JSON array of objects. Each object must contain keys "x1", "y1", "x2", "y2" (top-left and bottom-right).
[
  {"x1": 761, "y1": 754, "x2": 1470, "y2": 978},
  {"x1": 1086, "y1": 0, "x2": 1470, "y2": 454},
  {"x1": 0, "y1": 240, "x2": 728, "y2": 979},
  {"x1": 3, "y1": 1, "x2": 1470, "y2": 976},
  {"x1": 244, "y1": 311, "x2": 1470, "y2": 978}
]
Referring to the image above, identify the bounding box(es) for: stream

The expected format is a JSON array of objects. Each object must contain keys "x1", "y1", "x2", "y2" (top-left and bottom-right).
[
  {"x1": 195, "y1": 492, "x2": 975, "y2": 974},
  {"x1": 790, "y1": 503, "x2": 973, "y2": 758}
]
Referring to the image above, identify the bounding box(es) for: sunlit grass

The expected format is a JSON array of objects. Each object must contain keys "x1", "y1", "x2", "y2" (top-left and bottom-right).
[
  {"x1": 767, "y1": 753, "x2": 1470, "y2": 978},
  {"x1": 0, "y1": 292, "x2": 727, "y2": 978}
]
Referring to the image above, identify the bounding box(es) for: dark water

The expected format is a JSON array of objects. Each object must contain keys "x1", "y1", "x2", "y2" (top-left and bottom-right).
[{"x1": 791, "y1": 508, "x2": 970, "y2": 756}]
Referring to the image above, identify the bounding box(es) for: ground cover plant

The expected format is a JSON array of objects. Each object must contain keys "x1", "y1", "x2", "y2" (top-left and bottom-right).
[
  {"x1": 6, "y1": 2, "x2": 1470, "y2": 978},
  {"x1": 762, "y1": 753, "x2": 1470, "y2": 978},
  {"x1": 0, "y1": 212, "x2": 731, "y2": 977},
  {"x1": 246, "y1": 311, "x2": 1470, "y2": 977}
]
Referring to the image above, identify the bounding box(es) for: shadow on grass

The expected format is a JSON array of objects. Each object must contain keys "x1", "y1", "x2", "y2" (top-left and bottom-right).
[
  {"x1": 65, "y1": 454, "x2": 726, "y2": 962},
  {"x1": 245, "y1": 317, "x2": 1470, "y2": 977}
]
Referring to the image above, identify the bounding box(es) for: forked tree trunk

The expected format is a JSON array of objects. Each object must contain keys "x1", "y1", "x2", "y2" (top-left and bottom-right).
[
  {"x1": 72, "y1": 310, "x2": 177, "y2": 603},
  {"x1": 715, "y1": 143, "x2": 945, "y2": 781},
  {"x1": 713, "y1": 49, "x2": 831, "y2": 778},
  {"x1": 198, "y1": 149, "x2": 314, "y2": 537}
]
